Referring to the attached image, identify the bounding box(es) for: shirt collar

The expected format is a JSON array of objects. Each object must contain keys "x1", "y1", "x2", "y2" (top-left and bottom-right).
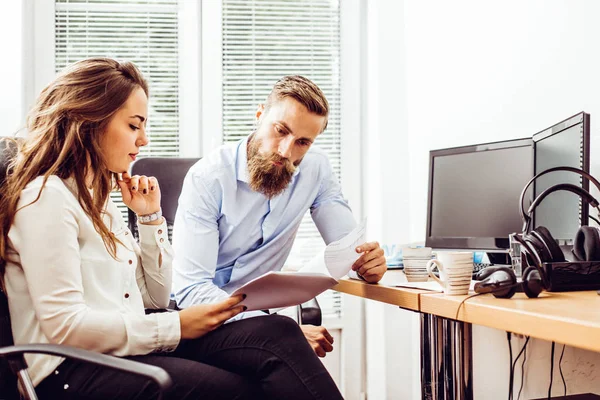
[
  {"x1": 235, "y1": 134, "x2": 301, "y2": 184},
  {"x1": 236, "y1": 136, "x2": 251, "y2": 183}
]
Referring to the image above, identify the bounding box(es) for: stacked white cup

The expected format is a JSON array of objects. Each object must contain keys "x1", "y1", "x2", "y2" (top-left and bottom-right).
[
  {"x1": 402, "y1": 247, "x2": 433, "y2": 282},
  {"x1": 426, "y1": 252, "x2": 473, "y2": 295}
]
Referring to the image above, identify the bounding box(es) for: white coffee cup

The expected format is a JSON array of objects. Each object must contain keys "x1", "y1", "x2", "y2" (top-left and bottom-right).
[
  {"x1": 402, "y1": 247, "x2": 433, "y2": 260},
  {"x1": 403, "y1": 258, "x2": 430, "y2": 282},
  {"x1": 402, "y1": 247, "x2": 433, "y2": 282},
  {"x1": 426, "y1": 251, "x2": 473, "y2": 295}
]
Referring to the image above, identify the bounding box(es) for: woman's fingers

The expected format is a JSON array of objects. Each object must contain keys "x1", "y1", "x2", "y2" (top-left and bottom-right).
[
  {"x1": 218, "y1": 294, "x2": 245, "y2": 310},
  {"x1": 148, "y1": 176, "x2": 158, "y2": 192},
  {"x1": 116, "y1": 178, "x2": 131, "y2": 203},
  {"x1": 138, "y1": 175, "x2": 149, "y2": 194},
  {"x1": 221, "y1": 305, "x2": 246, "y2": 321},
  {"x1": 129, "y1": 176, "x2": 139, "y2": 192}
]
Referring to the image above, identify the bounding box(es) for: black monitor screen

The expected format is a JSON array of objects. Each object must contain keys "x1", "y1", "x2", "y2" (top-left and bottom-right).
[
  {"x1": 426, "y1": 139, "x2": 533, "y2": 250},
  {"x1": 533, "y1": 112, "x2": 590, "y2": 242}
]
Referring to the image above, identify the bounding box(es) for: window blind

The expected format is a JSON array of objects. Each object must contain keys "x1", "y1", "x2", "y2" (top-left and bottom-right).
[
  {"x1": 55, "y1": 0, "x2": 180, "y2": 219},
  {"x1": 221, "y1": 0, "x2": 342, "y2": 318}
]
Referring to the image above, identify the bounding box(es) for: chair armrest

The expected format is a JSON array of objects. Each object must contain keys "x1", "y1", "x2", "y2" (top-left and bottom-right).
[
  {"x1": 0, "y1": 344, "x2": 172, "y2": 393},
  {"x1": 298, "y1": 298, "x2": 322, "y2": 326}
]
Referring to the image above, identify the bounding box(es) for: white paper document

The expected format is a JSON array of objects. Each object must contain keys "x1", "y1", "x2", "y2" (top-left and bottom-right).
[
  {"x1": 395, "y1": 281, "x2": 444, "y2": 292},
  {"x1": 232, "y1": 220, "x2": 367, "y2": 311},
  {"x1": 395, "y1": 280, "x2": 477, "y2": 292},
  {"x1": 298, "y1": 219, "x2": 367, "y2": 278},
  {"x1": 231, "y1": 271, "x2": 338, "y2": 312}
]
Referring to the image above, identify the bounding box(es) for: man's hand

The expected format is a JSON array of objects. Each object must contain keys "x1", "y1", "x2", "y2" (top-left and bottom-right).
[
  {"x1": 300, "y1": 325, "x2": 334, "y2": 358},
  {"x1": 352, "y1": 241, "x2": 387, "y2": 283}
]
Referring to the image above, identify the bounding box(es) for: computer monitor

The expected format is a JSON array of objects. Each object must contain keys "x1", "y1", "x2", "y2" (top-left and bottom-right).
[
  {"x1": 533, "y1": 112, "x2": 590, "y2": 243},
  {"x1": 425, "y1": 138, "x2": 534, "y2": 250}
]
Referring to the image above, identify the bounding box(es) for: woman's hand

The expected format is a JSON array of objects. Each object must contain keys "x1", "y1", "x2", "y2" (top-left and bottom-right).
[
  {"x1": 117, "y1": 172, "x2": 161, "y2": 217},
  {"x1": 178, "y1": 295, "x2": 247, "y2": 340}
]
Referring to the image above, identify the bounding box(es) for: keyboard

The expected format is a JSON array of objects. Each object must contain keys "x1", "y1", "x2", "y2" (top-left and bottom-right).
[{"x1": 472, "y1": 263, "x2": 492, "y2": 279}]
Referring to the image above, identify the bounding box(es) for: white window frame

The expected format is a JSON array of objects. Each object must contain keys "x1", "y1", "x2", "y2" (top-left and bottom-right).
[
  {"x1": 26, "y1": 0, "x2": 201, "y2": 158},
  {"x1": 23, "y1": 0, "x2": 56, "y2": 114},
  {"x1": 178, "y1": 0, "x2": 202, "y2": 157}
]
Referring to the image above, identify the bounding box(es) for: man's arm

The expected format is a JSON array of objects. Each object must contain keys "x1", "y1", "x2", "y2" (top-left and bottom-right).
[
  {"x1": 310, "y1": 157, "x2": 357, "y2": 245},
  {"x1": 310, "y1": 155, "x2": 386, "y2": 283},
  {"x1": 171, "y1": 171, "x2": 230, "y2": 308},
  {"x1": 309, "y1": 156, "x2": 360, "y2": 281}
]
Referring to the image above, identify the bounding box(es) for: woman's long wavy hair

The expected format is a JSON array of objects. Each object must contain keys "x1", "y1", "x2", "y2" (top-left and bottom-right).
[{"x1": 0, "y1": 58, "x2": 149, "y2": 289}]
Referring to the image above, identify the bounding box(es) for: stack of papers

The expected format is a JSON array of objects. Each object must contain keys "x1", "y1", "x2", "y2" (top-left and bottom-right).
[
  {"x1": 394, "y1": 280, "x2": 477, "y2": 292},
  {"x1": 395, "y1": 281, "x2": 444, "y2": 292},
  {"x1": 232, "y1": 220, "x2": 366, "y2": 311}
]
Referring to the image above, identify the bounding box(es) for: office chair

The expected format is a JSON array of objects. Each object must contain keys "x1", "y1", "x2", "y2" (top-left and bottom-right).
[
  {"x1": 127, "y1": 157, "x2": 322, "y2": 326},
  {"x1": 0, "y1": 138, "x2": 173, "y2": 400}
]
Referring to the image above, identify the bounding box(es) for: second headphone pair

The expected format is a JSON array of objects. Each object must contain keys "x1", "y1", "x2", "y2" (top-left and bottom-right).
[
  {"x1": 518, "y1": 224, "x2": 600, "y2": 267},
  {"x1": 519, "y1": 166, "x2": 600, "y2": 265}
]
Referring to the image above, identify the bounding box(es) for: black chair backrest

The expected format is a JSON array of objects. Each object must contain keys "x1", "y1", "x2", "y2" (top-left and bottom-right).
[
  {"x1": 0, "y1": 138, "x2": 18, "y2": 189},
  {"x1": 0, "y1": 288, "x2": 18, "y2": 399},
  {"x1": 127, "y1": 157, "x2": 200, "y2": 242},
  {"x1": 0, "y1": 138, "x2": 20, "y2": 399}
]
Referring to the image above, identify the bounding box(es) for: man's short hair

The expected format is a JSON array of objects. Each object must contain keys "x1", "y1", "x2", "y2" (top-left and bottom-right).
[{"x1": 264, "y1": 76, "x2": 329, "y2": 131}]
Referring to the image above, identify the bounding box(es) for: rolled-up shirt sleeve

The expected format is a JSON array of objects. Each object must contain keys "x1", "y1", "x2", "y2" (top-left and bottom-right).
[
  {"x1": 10, "y1": 185, "x2": 180, "y2": 356},
  {"x1": 311, "y1": 156, "x2": 357, "y2": 244},
  {"x1": 310, "y1": 156, "x2": 363, "y2": 280}
]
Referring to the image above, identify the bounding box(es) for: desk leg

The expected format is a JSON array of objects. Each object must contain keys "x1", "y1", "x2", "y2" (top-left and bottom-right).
[
  {"x1": 441, "y1": 319, "x2": 473, "y2": 400},
  {"x1": 420, "y1": 314, "x2": 444, "y2": 400},
  {"x1": 420, "y1": 313, "x2": 433, "y2": 400}
]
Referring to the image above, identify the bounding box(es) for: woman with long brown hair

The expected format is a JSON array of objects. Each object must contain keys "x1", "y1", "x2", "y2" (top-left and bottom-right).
[{"x1": 0, "y1": 58, "x2": 343, "y2": 400}]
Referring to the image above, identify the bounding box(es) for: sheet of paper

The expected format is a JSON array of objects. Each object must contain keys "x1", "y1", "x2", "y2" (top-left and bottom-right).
[
  {"x1": 324, "y1": 219, "x2": 367, "y2": 278},
  {"x1": 395, "y1": 280, "x2": 477, "y2": 292},
  {"x1": 231, "y1": 271, "x2": 338, "y2": 312},
  {"x1": 395, "y1": 281, "x2": 444, "y2": 292},
  {"x1": 297, "y1": 248, "x2": 329, "y2": 275},
  {"x1": 298, "y1": 219, "x2": 367, "y2": 279}
]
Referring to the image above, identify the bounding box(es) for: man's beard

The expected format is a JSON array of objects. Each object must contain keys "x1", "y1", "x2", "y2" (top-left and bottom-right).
[{"x1": 247, "y1": 136, "x2": 297, "y2": 198}]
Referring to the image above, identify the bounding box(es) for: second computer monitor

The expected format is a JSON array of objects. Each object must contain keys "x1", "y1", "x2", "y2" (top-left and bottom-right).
[
  {"x1": 425, "y1": 138, "x2": 534, "y2": 250},
  {"x1": 533, "y1": 112, "x2": 590, "y2": 243}
]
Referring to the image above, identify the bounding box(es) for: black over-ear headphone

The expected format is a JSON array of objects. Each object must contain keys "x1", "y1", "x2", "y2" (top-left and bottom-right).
[
  {"x1": 474, "y1": 265, "x2": 544, "y2": 299},
  {"x1": 475, "y1": 166, "x2": 600, "y2": 298}
]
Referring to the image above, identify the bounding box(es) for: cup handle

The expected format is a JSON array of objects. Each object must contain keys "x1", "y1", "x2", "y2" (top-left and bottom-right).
[{"x1": 426, "y1": 259, "x2": 445, "y2": 287}]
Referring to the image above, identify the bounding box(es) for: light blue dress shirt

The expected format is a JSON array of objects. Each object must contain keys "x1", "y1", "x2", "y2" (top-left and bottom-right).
[{"x1": 172, "y1": 136, "x2": 357, "y2": 308}]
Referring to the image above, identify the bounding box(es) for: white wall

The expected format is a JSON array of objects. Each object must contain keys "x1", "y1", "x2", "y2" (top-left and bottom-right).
[
  {"x1": 362, "y1": 0, "x2": 421, "y2": 399},
  {"x1": 0, "y1": 1, "x2": 23, "y2": 135},
  {"x1": 366, "y1": 0, "x2": 600, "y2": 398},
  {"x1": 405, "y1": 0, "x2": 600, "y2": 241}
]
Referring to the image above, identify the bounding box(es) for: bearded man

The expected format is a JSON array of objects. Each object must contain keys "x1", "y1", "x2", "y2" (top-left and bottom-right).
[{"x1": 172, "y1": 76, "x2": 387, "y2": 357}]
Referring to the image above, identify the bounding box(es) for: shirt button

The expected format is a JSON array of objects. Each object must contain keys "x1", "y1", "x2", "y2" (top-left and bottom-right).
[
  {"x1": 128, "y1": 260, "x2": 133, "y2": 265},
  {"x1": 158, "y1": 229, "x2": 163, "y2": 234},
  {"x1": 159, "y1": 238, "x2": 164, "y2": 243},
  {"x1": 64, "y1": 384, "x2": 69, "y2": 390},
  {"x1": 124, "y1": 293, "x2": 130, "y2": 299},
  {"x1": 125, "y1": 231, "x2": 129, "y2": 235}
]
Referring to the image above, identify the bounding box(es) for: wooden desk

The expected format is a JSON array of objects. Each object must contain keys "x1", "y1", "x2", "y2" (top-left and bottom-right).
[
  {"x1": 420, "y1": 290, "x2": 600, "y2": 353},
  {"x1": 332, "y1": 270, "x2": 425, "y2": 311},
  {"x1": 332, "y1": 270, "x2": 600, "y2": 400}
]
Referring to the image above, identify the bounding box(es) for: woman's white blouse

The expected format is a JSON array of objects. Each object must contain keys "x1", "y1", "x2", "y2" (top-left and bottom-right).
[{"x1": 4, "y1": 176, "x2": 181, "y2": 386}]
